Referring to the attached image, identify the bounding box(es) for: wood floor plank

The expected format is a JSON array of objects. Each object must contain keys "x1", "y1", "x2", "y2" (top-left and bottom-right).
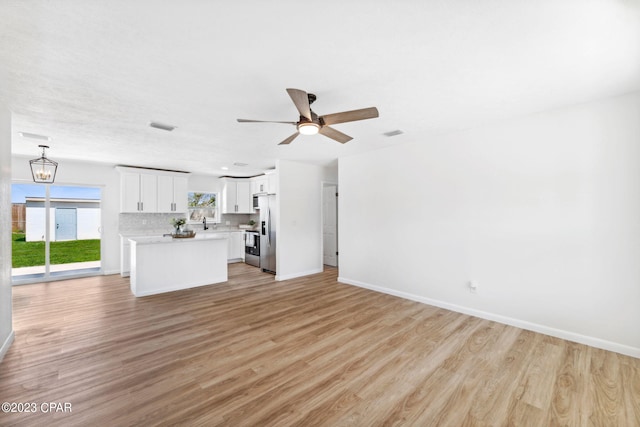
[{"x1": 1, "y1": 264, "x2": 639, "y2": 426}]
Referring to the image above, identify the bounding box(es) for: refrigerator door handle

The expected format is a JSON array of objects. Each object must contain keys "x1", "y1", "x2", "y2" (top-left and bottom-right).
[{"x1": 267, "y1": 208, "x2": 271, "y2": 247}]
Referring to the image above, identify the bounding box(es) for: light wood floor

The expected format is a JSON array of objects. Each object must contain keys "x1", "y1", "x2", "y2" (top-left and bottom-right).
[{"x1": 1, "y1": 264, "x2": 639, "y2": 426}]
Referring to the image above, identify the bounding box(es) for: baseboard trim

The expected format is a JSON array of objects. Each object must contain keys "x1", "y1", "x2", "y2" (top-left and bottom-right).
[
  {"x1": 338, "y1": 276, "x2": 640, "y2": 359},
  {"x1": 103, "y1": 269, "x2": 120, "y2": 275},
  {"x1": 276, "y1": 268, "x2": 324, "y2": 282},
  {"x1": 132, "y1": 275, "x2": 228, "y2": 297},
  {"x1": 0, "y1": 330, "x2": 15, "y2": 362}
]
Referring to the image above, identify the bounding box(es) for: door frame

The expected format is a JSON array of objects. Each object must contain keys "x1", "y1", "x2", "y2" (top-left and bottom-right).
[
  {"x1": 320, "y1": 181, "x2": 338, "y2": 269},
  {"x1": 11, "y1": 181, "x2": 104, "y2": 285}
]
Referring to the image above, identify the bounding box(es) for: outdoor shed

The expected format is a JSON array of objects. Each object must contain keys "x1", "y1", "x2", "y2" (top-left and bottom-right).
[{"x1": 25, "y1": 197, "x2": 101, "y2": 242}]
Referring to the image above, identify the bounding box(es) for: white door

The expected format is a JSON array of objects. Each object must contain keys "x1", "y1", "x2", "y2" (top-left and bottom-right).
[
  {"x1": 323, "y1": 185, "x2": 338, "y2": 266},
  {"x1": 55, "y1": 208, "x2": 77, "y2": 241}
]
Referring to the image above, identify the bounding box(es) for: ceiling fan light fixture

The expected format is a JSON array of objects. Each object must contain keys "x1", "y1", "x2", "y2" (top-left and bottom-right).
[{"x1": 298, "y1": 122, "x2": 320, "y2": 135}]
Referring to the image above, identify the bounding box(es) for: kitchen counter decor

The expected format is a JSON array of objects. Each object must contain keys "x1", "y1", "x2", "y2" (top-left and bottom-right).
[
  {"x1": 171, "y1": 217, "x2": 188, "y2": 234},
  {"x1": 172, "y1": 230, "x2": 196, "y2": 238}
]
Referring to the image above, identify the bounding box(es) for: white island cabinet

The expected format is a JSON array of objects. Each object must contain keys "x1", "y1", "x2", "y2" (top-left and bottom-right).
[{"x1": 129, "y1": 234, "x2": 228, "y2": 297}]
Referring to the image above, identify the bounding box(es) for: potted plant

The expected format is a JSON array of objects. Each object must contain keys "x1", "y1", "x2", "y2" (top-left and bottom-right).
[{"x1": 171, "y1": 217, "x2": 187, "y2": 234}]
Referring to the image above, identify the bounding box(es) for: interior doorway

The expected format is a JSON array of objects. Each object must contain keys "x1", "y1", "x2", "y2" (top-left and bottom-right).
[{"x1": 322, "y1": 183, "x2": 338, "y2": 267}]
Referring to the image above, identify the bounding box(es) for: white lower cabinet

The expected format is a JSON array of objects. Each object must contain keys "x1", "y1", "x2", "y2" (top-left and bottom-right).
[
  {"x1": 121, "y1": 231, "x2": 245, "y2": 276},
  {"x1": 207, "y1": 232, "x2": 244, "y2": 262},
  {"x1": 228, "y1": 231, "x2": 245, "y2": 262},
  {"x1": 121, "y1": 237, "x2": 131, "y2": 277}
]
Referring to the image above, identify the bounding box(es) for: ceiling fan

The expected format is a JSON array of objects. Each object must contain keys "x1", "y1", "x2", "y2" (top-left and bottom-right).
[{"x1": 237, "y1": 88, "x2": 379, "y2": 145}]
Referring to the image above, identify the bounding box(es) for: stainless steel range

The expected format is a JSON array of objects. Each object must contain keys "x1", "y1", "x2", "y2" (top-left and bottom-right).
[{"x1": 244, "y1": 230, "x2": 260, "y2": 267}]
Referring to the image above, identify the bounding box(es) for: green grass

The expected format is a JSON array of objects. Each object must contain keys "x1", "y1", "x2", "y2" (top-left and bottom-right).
[{"x1": 12, "y1": 233, "x2": 100, "y2": 268}]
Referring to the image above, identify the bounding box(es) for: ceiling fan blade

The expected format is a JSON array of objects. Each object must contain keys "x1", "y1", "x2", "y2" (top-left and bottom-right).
[
  {"x1": 319, "y1": 126, "x2": 353, "y2": 144},
  {"x1": 237, "y1": 119, "x2": 296, "y2": 124},
  {"x1": 278, "y1": 132, "x2": 300, "y2": 145},
  {"x1": 320, "y1": 107, "x2": 379, "y2": 126},
  {"x1": 286, "y1": 88, "x2": 312, "y2": 120}
]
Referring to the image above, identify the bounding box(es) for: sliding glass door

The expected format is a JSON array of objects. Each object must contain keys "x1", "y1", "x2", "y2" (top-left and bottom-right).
[{"x1": 11, "y1": 183, "x2": 102, "y2": 283}]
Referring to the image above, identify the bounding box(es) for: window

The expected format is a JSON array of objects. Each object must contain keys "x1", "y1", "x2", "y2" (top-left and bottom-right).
[
  {"x1": 11, "y1": 183, "x2": 102, "y2": 283},
  {"x1": 188, "y1": 192, "x2": 219, "y2": 223}
]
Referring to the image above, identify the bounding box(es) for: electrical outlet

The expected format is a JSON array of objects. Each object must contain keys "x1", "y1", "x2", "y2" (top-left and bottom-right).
[
  {"x1": 142, "y1": 219, "x2": 147, "y2": 225},
  {"x1": 468, "y1": 280, "x2": 478, "y2": 293}
]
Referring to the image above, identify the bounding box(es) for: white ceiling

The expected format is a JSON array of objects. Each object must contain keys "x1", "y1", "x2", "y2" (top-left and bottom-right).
[{"x1": 1, "y1": 0, "x2": 639, "y2": 177}]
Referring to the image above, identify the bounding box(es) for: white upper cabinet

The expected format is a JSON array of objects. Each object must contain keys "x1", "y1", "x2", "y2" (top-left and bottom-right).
[
  {"x1": 236, "y1": 181, "x2": 252, "y2": 213},
  {"x1": 157, "y1": 175, "x2": 188, "y2": 213},
  {"x1": 140, "y1": 173, "x2": 158, "y2": 212},
  {"x1": 173, "y1": 176, "x2": 188, "y2": 212},
  {"x1": 266, "y1": 170, "x2": 278, "y2": 194},
  {"x1": 120, "y1": 171, "x2": 158, "y2": 213},
  {"x1": 120, "y1": 172, "x2": 141, "y2": 213},
  {"x1": 117, "y1": 166, "x2": 189, "y2": 213},
  {"x1": 251, "y1": 176, "x2": 268, "y2": 195},
  {"x1": 221, "y1": 178, "x2": 253, "y2": 214}
]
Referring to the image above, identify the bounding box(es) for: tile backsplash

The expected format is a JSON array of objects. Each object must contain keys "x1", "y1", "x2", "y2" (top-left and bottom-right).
[{"x1": 119, "y1": 213, "x2": 260, "y2": 235}]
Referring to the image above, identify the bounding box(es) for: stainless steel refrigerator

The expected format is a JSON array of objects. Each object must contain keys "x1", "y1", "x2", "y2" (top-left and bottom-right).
[{"x1": 258, "y1": 194, "x2": 276, "y2": 274}]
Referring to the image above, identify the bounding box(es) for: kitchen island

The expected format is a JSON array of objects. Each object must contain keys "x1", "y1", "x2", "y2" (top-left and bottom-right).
[{"x1": 129, "y1": 234, "x2": 228, "y2": 297}]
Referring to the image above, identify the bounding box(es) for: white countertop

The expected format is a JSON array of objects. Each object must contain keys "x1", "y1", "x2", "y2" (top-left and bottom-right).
[
  {"x1": 129, "y1": 234, "x2": 228, "y2": 245},
  {"x1": 120, "y1": 228, "x2": 256, "y2": 239}
]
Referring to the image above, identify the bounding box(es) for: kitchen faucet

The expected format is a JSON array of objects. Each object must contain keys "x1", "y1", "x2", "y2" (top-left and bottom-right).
[{"x1": 203, "y1": 217, "x2": 208, "y2": 230}]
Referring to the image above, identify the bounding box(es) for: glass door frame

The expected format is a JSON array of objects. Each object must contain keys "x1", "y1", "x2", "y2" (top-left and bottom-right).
[{"x1": 11, "y1": 180, "x2": 104, "y2": 285}]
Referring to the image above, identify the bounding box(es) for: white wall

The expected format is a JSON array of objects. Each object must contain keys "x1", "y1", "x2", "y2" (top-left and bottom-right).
[
  {"x1": 12, "y1": 157, "x2": 121, "y2": 274},
  {"x1": 338, "y1": 92, "x2": 640, "y2": 357},
  {"x1": 25, "y1": 205, "x2": 101, "y2": 241},
  {"x1": 276, "y1": 160, "x2": 325, "y2": 280},
  {"x1": 188, "y1": 174, "x2": 220, "y2": 193},
  {"x1": 0, "y1": 106, "x2": 14, "y2": 361},
  {"x1": 25, "y1": 206, "x2": 46, "y2": 241},
  {"x1": 77, "y1": 207, "x2": 101, "y2": 240}
]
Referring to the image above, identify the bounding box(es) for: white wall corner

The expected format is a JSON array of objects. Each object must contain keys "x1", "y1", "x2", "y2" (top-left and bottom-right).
[{"x1": 0, "y1": 106, "x2": 13, "y2": 361}]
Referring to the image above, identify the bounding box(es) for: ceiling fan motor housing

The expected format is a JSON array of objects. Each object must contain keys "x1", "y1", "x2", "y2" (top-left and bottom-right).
[{"x1": 307, "y1": 93, "x2": 317, "y2": 105}]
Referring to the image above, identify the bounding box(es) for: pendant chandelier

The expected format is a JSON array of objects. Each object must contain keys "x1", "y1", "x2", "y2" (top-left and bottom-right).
[{"x1": 29, "y1": 145, "x2": 58, "y2": 183}]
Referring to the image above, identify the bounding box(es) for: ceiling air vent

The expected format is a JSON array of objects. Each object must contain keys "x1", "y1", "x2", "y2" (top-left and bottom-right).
[
  {"x1": 19, "y1": 132, "x2": 51, "y2": 141},
  {"x1": 149, "y1": 122, "x2": 176, "y2": 132},
  {"x1": 383, "y1": 130, "x2": 404, "y2": 137}
]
